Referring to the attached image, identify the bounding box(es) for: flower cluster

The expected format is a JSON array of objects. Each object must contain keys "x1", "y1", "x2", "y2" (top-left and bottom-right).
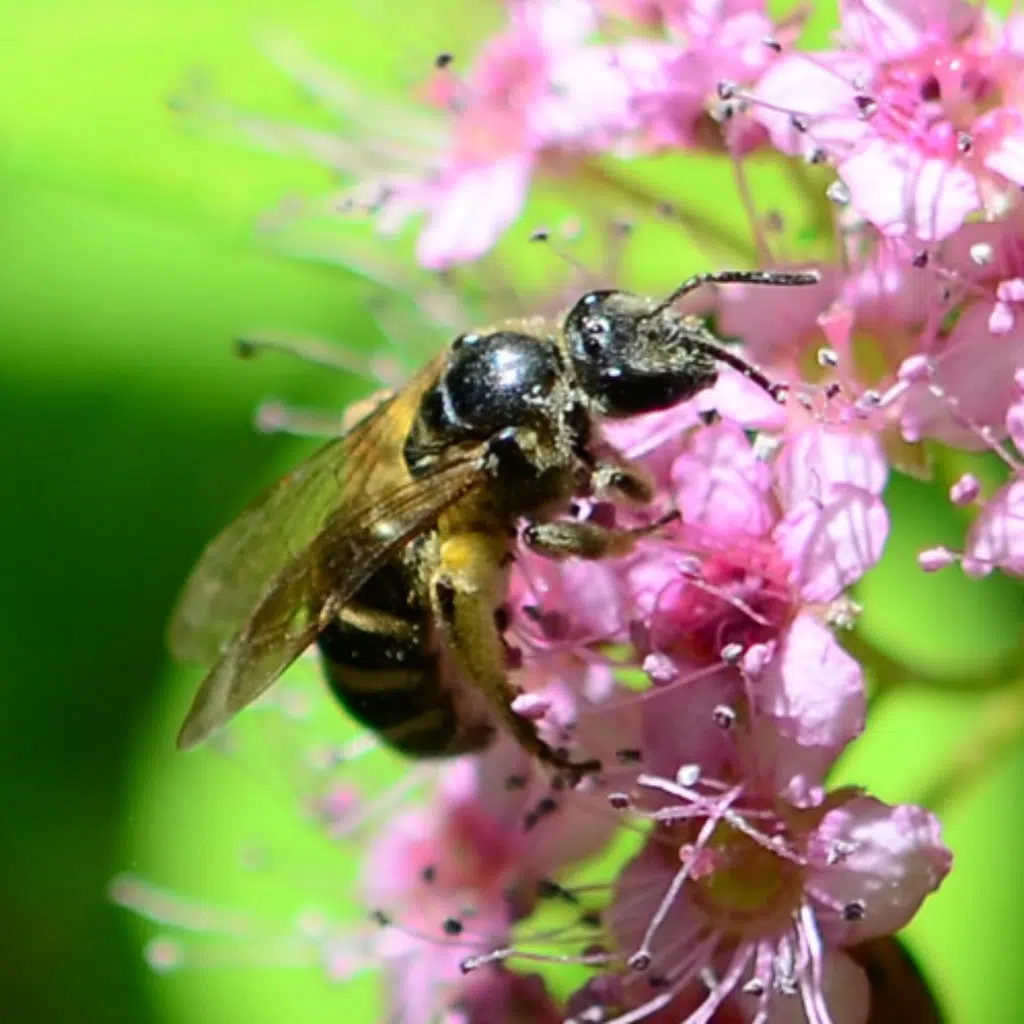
[{"x1": 120, "y1": 0, "x2": 1024, "y2": 1020}]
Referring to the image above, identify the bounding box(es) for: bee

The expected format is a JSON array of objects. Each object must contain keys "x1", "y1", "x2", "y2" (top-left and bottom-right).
[{"x1": 170, "y1": 269, "x2": 817, "y2": 776}]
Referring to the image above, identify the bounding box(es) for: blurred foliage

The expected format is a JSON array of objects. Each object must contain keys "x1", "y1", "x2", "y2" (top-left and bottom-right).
[{"x1": 0, "y1": 1, "x2": 1021, "y2": 1023}]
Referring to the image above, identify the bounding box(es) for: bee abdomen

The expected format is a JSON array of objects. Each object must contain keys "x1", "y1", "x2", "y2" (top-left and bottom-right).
[{"x1": 317, "y1": 600, "x2": 493, "y2": 759}]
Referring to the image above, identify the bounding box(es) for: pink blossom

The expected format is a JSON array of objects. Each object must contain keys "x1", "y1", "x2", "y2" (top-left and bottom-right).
[
  {"x1": 627, "y1": 420, "x2": 887, "y2": 700},
  {"x1": 754, "y1": 0, "x2": 1024, "y2": 240},
  {"x1": 625, "y1": 0, "x2": 801, "y2": 153},
  {"x1": 208, "y1": 2, "x2": 673, "y2": 269},
  {"x1": 585, "y1": 703, "x2": 950, "y2": 1024},
  {"x1": 963, "y1": 478, "x2": 1024, "y2": 578},
  {"x1": 359, "y1": 731, "x2": 624, "y2": 1021}
]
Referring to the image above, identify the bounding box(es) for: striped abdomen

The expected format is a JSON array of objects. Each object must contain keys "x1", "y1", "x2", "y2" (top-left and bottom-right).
[{"x1": 316, "y1": 555, "x2": 495, "y2": 758}]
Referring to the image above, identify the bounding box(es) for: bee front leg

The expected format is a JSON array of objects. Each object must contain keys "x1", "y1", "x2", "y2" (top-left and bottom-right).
[
  {"x1": 431, "y1": 532, "x2": 601, "y2": 780},
  {"x1": 522, "y1": 510, "x2": 679, "y2": 561}
]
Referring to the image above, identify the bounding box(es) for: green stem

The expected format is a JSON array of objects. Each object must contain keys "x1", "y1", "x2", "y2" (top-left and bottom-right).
[
  {"x1": 916, "y1": 680, "x2": 1024, "y2": 812},
  {"x1": 843, "y1": 626, "x2": 1024, "y2": 699}
]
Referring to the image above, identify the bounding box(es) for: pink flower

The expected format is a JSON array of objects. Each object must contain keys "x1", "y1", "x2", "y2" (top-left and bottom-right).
[
  {"x1": 582, "y1": 694, "x2": 951, "y2": 1024},
  {"x1": 626, "y1": 420, "x2": 887, "y2": 708},
  {"x1": 625, "y1": 0, "x2": 802, "y2": 154},
  {"x1": 361, "y1": 736, "x2": 621, "y2": 1022},
  {"x1": 251, "y1": 2, "x2": 675, "y2": 269},
  {"x1": 755, "y1": 0, "x2": 1024, "y2": 240}
]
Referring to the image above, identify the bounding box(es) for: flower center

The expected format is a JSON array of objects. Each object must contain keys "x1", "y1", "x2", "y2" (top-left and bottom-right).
[
  {"x1": 687, "y1": 815, "x2": 804, "y2": 934},
  {"x1": 649, "y1": 541, "x2": 793, "y2": 664},
  {"x1": 873, "y1": 43, "x2": 1016, "y2": 158}
]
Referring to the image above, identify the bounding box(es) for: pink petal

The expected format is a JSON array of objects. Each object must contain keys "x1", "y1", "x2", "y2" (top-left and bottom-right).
[
  {"x1": 901, "y1": 302, "x2": 1024, "y2": 447},
  {"x1": 641, "y1": 665, "x2": 743, "y2": 780},
  {"x1": 964, "y1": 479, "x2": 1024, "y2": 577},
  {"x1": 841, "y1": 0, "x2": 979, "y2": 59},
  {"x1": 777, "y1": 425, "x2": 889, "y2": 508},
  {"x1": 416, "y1": 155, "x2": 533, "y2": 268},
  {"x1": 757, "y1": 612, "x2": 865, "y2": 750},
  {"x1": 518, "y1": 0, "x2": 598, "y2": 51},
  {"x1": 696, "y1": 366, "x2": 788, "y2": 432},
  {"x1": 748, "y1": 613, "x2": 865, "y2": 801},
  {"x1": 979, "y1": 108, "x2": 1024, "y2": 186},
  {"x1": 810, "y1": 797, "x2": 952, "y2": 944},
  {"x1": 774, "y1": 488, "x2": 889, "y2": 602},
  {"x1": 671, "y1": 422, "x2": 775, "y2": 538},
  {"x1": 754, "y1": 52, "x2": 873, "y2": 158},
  {"x1": 532, "y1": 44, "x2": 634, "y2": 146},
  {"x1": 1006, "y1": 397, "x2": 1024, "y2": 453},
  {"x1": 839, "y1": 140, "x2": 981, "y2": 240},
  {"x1": 602, "y1": 402, "x2": 700, "y2": 487}
]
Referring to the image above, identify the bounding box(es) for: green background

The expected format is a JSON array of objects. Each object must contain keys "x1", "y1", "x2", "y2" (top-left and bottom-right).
[{"x1": 1, "y1": 2, "x2": 1021, "y2": 1022}]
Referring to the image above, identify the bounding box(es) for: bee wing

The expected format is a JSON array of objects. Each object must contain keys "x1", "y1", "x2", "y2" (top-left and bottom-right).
[
  {"x1": 169, "y1": 357, "x2": 442, "y2": 666},
  {"x1": 175, "y1": 442, "x2": 490, "y2": 750}
]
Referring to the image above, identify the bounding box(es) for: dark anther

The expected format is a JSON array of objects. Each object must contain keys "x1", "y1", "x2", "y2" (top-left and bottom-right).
[
  {"x1": 842, "y1": 899, "x2": 866, "y2": 922},
  {"x1": 537, "y1": 796, "x2": 558, "y2": 816},
  {"x1": 854, "y1": 94, "x2": 876, "y2": 117},
  {"x1": 616, "y1": 748, "x2": 642, "y2": 764},
  {"x1": 234, "y1": 337, "x2": 258, "y2": 359},
  {"x1": 912, "y1": 249, "x2": 929, "y2": 268},
  {"x1": 371, "y1": 909, "x2": 392, "y2": 927},
  {"x1": 494, "y1": 605, "x2": 510, "y2": 632},
  {"x1": 435, "y1": 52, "x2": 453, "y2": 69},
  {"x1": 608, "y1": 792, "x2": 630, "y2": 809},
  {"x1": 505, "y1": 774, "x2": 528, "y2": 790},
  {"x1": 580, "y1": 909, "x2": 603, "y2": 929},
  {"x1": 421, "y1": 865, "x2": 436, "y2": 884},
  {"x1": 698, "y1": 408, "x2": 721, "y2": 426},
  {"x1": 442, "y1": 917, "x2": 464, "y2": 936},
  {"x1": 530, "y1": 227, "x2": 551, "y2": 242},
  {"x1": 789, "y1": 113, "x2": 809, "y2": 133},
  {"x1": 919, "y1": 74, "x2": 941, "y2": 102},
  {"x1": 523, "y1": 810, "x2": 540, "y2": 832},
  {"x1": 649, "y1": 974, "x2": 670, "y2": 989}
]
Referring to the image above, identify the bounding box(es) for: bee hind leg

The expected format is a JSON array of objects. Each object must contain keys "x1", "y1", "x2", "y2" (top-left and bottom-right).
[{"x1": 431, "y1": 533, "x2": 601, "y2": 781}]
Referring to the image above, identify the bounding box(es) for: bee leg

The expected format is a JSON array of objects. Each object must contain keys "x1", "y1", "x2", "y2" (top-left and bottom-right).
[
  {"x1": 522, "y1": 510, "x2": 679, "y2": 561},
  {"x1": 431, "y1": 533, "x2": 602, "y2": 781},
  {"x1": 577, "y1": 441, "x2": 656, "y2": 504},
  {"x1": 590, "y1": 461, "x2": 655, "y2": 504}
]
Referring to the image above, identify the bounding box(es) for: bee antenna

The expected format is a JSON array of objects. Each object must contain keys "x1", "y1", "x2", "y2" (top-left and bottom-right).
[
  {"x1": 644, "y1": 268, "x2": 821, "y2": 320},
  {"x1": 686, "y1": 324, "x2": 789, "y2": 403}
]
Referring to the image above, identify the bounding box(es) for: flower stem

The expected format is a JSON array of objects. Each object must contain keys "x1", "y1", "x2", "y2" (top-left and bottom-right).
[{"x1": 916, "y1": 679, "x2": 1024, "y2": 812}]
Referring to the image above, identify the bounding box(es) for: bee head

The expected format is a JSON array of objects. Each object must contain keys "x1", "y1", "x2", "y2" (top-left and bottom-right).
[{"x1": 562, "y1": 290, "x2": 719, "y2": 418}]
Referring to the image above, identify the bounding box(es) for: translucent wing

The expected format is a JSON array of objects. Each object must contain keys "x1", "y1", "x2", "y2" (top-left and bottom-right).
[
  {"x1": 169, "y1": 357, "x2": 442, "y2": 666},
  {"x1": 175, "y1": 447, "x2": 488, "y2": 750}
]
